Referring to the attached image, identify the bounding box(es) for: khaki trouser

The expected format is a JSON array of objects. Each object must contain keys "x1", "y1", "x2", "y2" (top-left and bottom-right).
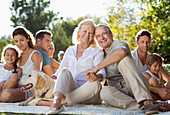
[
  {"x1": 100, "y1": 56, "x2": 152, "y2": 110},
  {"x1": 54, "y1": 68, "x2": 102, "y2": 105}
]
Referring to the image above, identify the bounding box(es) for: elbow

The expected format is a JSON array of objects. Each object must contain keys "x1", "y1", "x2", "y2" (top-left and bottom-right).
[{"x1": 119, "y1": 47, "x2": 128, "y2": 58}]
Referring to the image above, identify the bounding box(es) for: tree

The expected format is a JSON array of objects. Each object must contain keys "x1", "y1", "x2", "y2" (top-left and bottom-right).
[
  {"x1": 106, "y1": 0, "x2": 170, "y2": 63},
  {"x1": 106, "y1": 0, "x2": 139, "y2": 50},
  {"x1": 139, "y1": 0, "x2": 170, "y2": 63},
  {"x1": 10, "y1": 0, "x2": 58, "y2": 35}
]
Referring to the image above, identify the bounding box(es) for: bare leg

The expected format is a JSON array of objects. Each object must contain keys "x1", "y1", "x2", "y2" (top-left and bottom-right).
[
  {"x1": 37, "y1": 100, "x2": 53, "y2": 106},
  {"x1": 0, "y1": 88, "x2": 25, "y2": 102},
  {"x1": 166, "y1": 80, "x2": 170, "y2": 89}
]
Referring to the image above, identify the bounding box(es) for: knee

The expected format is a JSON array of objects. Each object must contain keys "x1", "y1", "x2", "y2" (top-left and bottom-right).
[
  {"x1": 0, "y1": 89, "x2": 12, "y2": 102},
  {"x1": 59, "y1": 68, "x2": 72, "y2": 77},
  {"x1": 120, "y1": 56, "x2": 132, "y2": 64},
  {"x1": 8, "y1": 74, "x2": 18, "y2": 82},
  {"x1": 100, "y1": 86, "x2": 116, "y2": 100},
  {"x1": 92, "y1": 80, "x2": 102, "y2": 93}
]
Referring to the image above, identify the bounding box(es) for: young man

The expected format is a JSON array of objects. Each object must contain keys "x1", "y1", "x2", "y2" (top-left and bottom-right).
[
  {"x1": 86, "y1": 25, "x2": 159, "y2": 115},
  {"x1": 132, "y1": 29, "x2": 170, "y2": 101},
  {"x1": 35, "y1": 30, "x2": 54, "y2": 77}
]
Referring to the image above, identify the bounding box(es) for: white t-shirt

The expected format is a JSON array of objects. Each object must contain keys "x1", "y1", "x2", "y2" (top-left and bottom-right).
[
  {"x1": 131, "y1": 48, "x2": 149, "y2": 73},
  {"x1": 0, "y1": 64, "x2": 14, "y2": 83},
  {"x1": 53, "y1": 45, "x2": 106, "y2": 87}
]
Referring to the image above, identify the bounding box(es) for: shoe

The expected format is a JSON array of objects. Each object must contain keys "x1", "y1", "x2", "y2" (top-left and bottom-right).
[
  {"x1": 142, "y1": 102, "x2": 159, "y2": 115},
  {"x1": 154, "y1": 101, "x2": 170, "y2": 112}
]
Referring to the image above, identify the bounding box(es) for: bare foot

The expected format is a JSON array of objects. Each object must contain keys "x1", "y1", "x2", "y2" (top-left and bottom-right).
[{"x1": 50, "y1": 91, "x2": 64, "y2": 110}]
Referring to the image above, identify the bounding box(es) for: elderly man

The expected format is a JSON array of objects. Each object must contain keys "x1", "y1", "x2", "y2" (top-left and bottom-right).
[{"x1": 86, "y1": 25, "x2": 159, "y2": 115}]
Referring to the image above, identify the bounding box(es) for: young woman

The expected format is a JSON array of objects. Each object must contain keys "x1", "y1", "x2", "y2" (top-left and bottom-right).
[{"x1": 0, "y1": 26, "x2": 42, "y2": 102}]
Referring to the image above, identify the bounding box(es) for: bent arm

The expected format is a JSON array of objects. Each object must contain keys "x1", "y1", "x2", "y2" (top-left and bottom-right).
[
  {"x1": 50, "y1": 58, "x2": 60, "y2": 70},
  {"x1": 160, "y1": 66, "x2": 170, "y2": 82},
  {"x1": 150, "y1": 86, "x2": 170, "y2": 100},
  {"x1": 91, "y1": 47, "x2": 129, "y2": 74}
]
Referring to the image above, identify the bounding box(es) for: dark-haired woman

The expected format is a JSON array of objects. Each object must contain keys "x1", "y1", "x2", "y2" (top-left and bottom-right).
[{"x1": 0, "y1": 26, "x2": 42, "y2": 102}]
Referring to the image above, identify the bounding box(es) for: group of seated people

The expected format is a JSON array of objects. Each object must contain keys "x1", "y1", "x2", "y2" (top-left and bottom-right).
[{"x1": 0, "y1": 19, "x2": 169, "y2": 115}]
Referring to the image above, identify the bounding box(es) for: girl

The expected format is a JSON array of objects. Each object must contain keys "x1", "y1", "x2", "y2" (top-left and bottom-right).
[{"x1": 0, "y1": 44, "x2": 22, "y2": 97}]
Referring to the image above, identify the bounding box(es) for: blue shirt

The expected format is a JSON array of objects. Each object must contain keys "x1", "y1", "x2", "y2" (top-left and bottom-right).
[{"x1": 37, "y1": 47, "x2": 51, "y2": 67}]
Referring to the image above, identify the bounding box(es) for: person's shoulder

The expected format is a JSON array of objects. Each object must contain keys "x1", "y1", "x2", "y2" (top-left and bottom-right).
[
  {"x1": 32, "y1": 50, "x2": 41, "y2": 56},
  {"x1": 65, "y1": 45, "x2": 76, "y2": 53},
  {"x1": 32, "y1": 50, "x2": 43, "y2": 58},
  {"x1": 92, "y1": 46, "x2": 103, "y2": 52},
  {"x1": 131, "y1": 48, "x2": 137, "y2": 57},
  {"x1": 143, "y1": 71, "x2": 152, "y2": 80}
]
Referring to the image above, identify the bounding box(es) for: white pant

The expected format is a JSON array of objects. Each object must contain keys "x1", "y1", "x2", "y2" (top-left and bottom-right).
[
  {"x1": 100, "y1": 56, "x2": 152, "y2": 110},
  {"x1": 54, "y1": 68, "x2": 102, "y2": 105}
]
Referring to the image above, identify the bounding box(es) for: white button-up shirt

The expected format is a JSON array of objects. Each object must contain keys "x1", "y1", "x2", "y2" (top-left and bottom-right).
[{"x1": 53, "y1": 45, "x2": 106, "y2": 87}]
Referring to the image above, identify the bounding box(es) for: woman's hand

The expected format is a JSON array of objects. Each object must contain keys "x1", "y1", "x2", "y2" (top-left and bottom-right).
[{"x1": 86, "y1": 73, "x2": 97, "y2": 82}]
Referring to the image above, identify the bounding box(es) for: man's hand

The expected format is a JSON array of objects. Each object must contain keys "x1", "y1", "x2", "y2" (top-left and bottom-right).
[
  {"x1": 158, "y1": 88, "x2": 170, "y2": 100},
  {"x1": 86, "y1": 67, "x2": 98, "y2": 77},
  {"x1": 86, "y1": 73, "x2": 97, "y2": 82},
  {"x1": 51, "y1": 75, "x2": 57, "y2": 80}
]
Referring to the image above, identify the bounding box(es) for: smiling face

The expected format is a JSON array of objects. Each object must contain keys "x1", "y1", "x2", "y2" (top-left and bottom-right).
[
  {"x1": 149, "y1": 62, "x2": 161, "y2": 75},
  {"x1": 136, "y1": 35, "x2": 150, "y2": 53},
  {"x1": 4, "y1": 48, "x2": 17, "y2": 65},
  {"x1": 13, "y1": 34, "x2": 29, "y2": 51},
  {"x1": 78, "y1": 24, "x2": 95, "y2": 46},
  {"x1": 95, "y1": 26, "x2": 113, "y2": 52}
]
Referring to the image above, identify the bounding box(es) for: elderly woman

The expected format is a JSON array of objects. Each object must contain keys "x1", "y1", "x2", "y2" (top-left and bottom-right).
[{"x1": 51, "y1": 19, "x2": 106, "y2": 109}]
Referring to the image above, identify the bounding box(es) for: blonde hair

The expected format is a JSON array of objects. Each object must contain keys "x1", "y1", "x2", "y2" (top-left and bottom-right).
[{"x1": 72, "y1": 19, "x2": 97, "y2": 47}]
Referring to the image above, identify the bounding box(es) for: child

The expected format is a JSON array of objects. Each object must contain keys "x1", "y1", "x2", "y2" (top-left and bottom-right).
[
  {"x1": 143, "y1": 53, "x2": 167, "y2": 88},
  {"x1": 0, "y1": 44, "x2": 22, "y2": 96}
]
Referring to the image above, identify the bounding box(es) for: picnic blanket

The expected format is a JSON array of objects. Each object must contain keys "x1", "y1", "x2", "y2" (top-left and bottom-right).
[{"x1": 0, "y1": 103, "x2": 170, "y2": 115}]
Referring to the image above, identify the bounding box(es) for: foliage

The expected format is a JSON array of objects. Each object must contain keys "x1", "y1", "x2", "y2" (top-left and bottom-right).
[
  {"x1": 10, "y1": 0, "x2": 58, "y2": 35},
  {"x1": 106, "y1": 0, "x2": 139, "y2": 50},
  {"x1": 163, "y1": 64, "x2": 170, "y2": 74},
  {"x1": 139, "y1": 0, "x2": 170, "y2": 63},
  {"x1": 105, "y1": 0, "x2": 170, "y2": 63}
]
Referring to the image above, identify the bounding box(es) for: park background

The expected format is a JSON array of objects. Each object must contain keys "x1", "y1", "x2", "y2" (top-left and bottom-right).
[{"x1": 0, "y1": 0, "x2": 169, "y2": 72}]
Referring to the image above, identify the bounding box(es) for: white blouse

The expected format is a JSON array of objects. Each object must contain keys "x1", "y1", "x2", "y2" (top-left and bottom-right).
[{"x1": 53, "y1": 45, "x2": 106, "y2": 87}]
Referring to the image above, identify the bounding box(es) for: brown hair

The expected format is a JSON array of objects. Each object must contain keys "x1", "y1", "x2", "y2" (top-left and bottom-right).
[
  {"x1": 135, "y1": 29, "x2": 151, "y2": 41},
  {"x1": 1, "y1": 44, "x2": 20, "y2": 73},
  {"x1": 146, "y1": 53, "x2": 163, "y2": 66},
  {"x1": 35, "y1": 30, "x2": 53, "y2": 41},
  {"x1": 12, "y1": 26, "x2": 36, "y2": 49}
]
